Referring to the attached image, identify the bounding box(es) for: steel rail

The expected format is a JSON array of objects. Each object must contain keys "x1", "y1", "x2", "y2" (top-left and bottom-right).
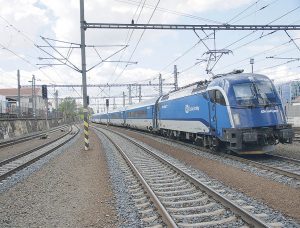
[
  {"x1": 0, "y1": 125, "x2": 80, "y2": 181},
  {"x1": 269, "y1": 154, "x2": 300, "y2": 165},
  {"x1": 223, "y1": 154, "x2": 300, "y2": 181},
  {"x1": 102, "y1": 124, "x2": 300, "y2": 181},
  {"x1": 0, "y1": 126, "x2": 72, "y2": 166},
  {"x1": 98, "y1": 128, "x2": 178, "y2": 227},
  {"x1": 93, "y1": 126, "x2": 270, "y2": 228},
  {"x1": 0, "y1": 125, "x2": 69, "y2": 149}
]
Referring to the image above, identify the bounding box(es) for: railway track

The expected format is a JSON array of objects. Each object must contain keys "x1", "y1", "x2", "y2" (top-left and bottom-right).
[
  {"x1": 227, "y1": 153, "x2": 300, "y2": 181},
  {"x1": 101, "y1": 124, "x2": 300, "y2": 183},
  {"x1": 93, "y1": 126, "x2": 281, "y2": 227},
  {"x1": 0, "y1": 124, "x2": 69, "y2": 149},
  {"x1": 294, "y1": 133, "x2": 300, "y2": 142},
  {"x1": 0, "y1": 125, "x2": 79, "y2": 181}
]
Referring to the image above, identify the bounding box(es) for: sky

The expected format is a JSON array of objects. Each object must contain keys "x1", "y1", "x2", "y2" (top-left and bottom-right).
[{"x1": 0, "y1": 0, "x2": 299, "y2": 111}]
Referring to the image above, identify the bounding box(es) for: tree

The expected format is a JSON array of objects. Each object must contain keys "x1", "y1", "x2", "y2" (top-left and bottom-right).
[{"x1": 59, "y1": 97, "x2": 77, "y2": 119}]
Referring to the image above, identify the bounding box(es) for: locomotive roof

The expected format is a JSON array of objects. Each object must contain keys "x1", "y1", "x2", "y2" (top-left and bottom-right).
[
  {"x1": 159, "y1": 73, "x2": 271, "y2": 102},
  {"x1": 210, "y1": 73, "x2": 270, "y2": 84}
]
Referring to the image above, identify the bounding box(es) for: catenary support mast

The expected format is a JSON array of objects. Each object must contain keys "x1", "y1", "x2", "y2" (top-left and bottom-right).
[{"x1": 80, "y1": 0, "x2": 89, "y2": 150}]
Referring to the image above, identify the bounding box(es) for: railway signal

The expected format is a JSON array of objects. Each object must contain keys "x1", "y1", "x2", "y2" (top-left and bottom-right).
[{"x1": 42, "y1": 85, "x2": 48, "y2": 99}]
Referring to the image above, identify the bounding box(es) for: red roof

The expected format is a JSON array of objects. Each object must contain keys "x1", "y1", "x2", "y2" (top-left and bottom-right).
[{"x1": 0, "y1": 87, "x2": 41, "y2": 97}]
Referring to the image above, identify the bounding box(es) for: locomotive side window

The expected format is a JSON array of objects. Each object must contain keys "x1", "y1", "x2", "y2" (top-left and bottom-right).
[
  {"x1": 215, "y1": 90, "x2": 226, "y2": 105},
  {"x1": 208, "y1": 90, "x2": 226, "y2": 105}
]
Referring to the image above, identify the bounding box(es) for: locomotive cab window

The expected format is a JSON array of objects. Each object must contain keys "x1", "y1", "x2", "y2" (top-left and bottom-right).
[{"x1": 208, "y1": 90, "x2": 226, "y2": 106}]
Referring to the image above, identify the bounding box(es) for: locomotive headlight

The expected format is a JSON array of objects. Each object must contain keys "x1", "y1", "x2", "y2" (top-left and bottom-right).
[{"x1": 233, "y1": 113, "x2": 240, "y2": 125}]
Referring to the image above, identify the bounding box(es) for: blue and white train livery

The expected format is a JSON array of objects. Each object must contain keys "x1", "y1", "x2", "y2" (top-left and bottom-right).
[{"x1": 91, "y1": 72, "x2": 293, "y2": 154}]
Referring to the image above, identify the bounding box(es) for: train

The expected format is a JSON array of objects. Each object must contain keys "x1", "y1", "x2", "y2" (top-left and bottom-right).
[{"x1": 91, "y1": 71, "x2": 294, "y2": 154}]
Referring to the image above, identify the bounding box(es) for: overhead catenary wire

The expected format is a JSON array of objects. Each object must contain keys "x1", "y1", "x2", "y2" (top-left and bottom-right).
[
  {"x1": 115, "y1": 0, "x2": 224, "y2": 24},
  {"x1": 109, "y1": 0, "x2": 147, "y2": 82},
  {"x1": 127, "y1": 0, "x2": 279, "y2": 85},
  {"x1": 112, "y1": 0, "x2": 161, "y2": 83},
  {"x1": 167, "y1": 3, "x2": 300, "y2": 83},
  {"x1": 0, "y1": 15, "x2": 64, "y2": 84}
]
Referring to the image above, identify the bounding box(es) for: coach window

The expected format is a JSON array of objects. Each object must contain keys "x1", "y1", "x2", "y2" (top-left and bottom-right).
[{"x1": 215, "y1": 90, "x2": 226, "y2": 105}]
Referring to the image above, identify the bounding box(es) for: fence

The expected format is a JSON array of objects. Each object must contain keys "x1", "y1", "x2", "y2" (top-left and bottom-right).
[{"x1": 0, "y1": 102, "x2": 63, "y2": 119}]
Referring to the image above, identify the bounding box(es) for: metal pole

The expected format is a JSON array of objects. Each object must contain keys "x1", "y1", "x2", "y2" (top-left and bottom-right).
[
  {"x1": 45, "y1": 98, "x2": 48, "y2": 126},
  {"x1": 159, "y1": 74, "x2": 163, "y2": 96},
  {"x1": 80, "y1": 0, "x2": 89, "y2": 150},
  {"x1": 55, "y1": 90, "x2": 58, "y2": 118},
  {"x1": 123, "y1": 91, "x2": 125, "y2": 107},
  {"x1": 33, "y1": 75, "x2": 36, "y2": 117},
  {"x1": 31, "y1": 77, "x2": 34, "y2": 117},
  {"x1": 139, "y1": 85, "x2": 142, "y2": 102},
  {"x1": 17, "y1": 69, "x2": 21, "y2": 117},
  {"x1": 250, "y1": 58, "x2": 254, "y2": 74},
  {"x1": 174, "y1": 65, "x2": 178, "y2": 90},
  {"x1": 128, "y1": 85, "x2": 132, "y2": 105}
]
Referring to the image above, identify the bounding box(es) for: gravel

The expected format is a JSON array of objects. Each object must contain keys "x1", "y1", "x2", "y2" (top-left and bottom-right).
[
  {"x1": 273, "y1": 142, "x2": 300, "y2": 160},
  {"x1": 117, "y1": 130, "x2": 300, "y2": 227},
  {"x1": 0, "y1": 125, "x2": 70, "y2": 162},
  {"x1": 94, "y1": 129, "x2": 144, "y2": 228},
  {"x1": 0, "y1": 127, "x2": 119, "y2": 227},
  {"x1": 105, "y1": 125, "x2": 300, "y2": 223}
]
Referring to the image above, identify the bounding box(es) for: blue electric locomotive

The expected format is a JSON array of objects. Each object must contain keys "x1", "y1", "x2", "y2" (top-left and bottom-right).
[
  {"x1": 157, "y1": 72, "x2": 293, "y2": 154},
  {"x1": 91, "y1": 72, "x2": 293, "y2": 154}
]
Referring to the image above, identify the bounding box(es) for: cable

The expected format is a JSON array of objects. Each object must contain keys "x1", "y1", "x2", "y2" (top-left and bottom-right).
[
  {"x1": 130, "y1": 0, "x2": 280, "y2": 84},
  {"x1": 115, "y1": 0, "x2": 223, "y2": 24},
  {"x1": 108, "y1": 0, "x2": 146, "y2": 82},
  {"x1": 112, "y1": 0, "x2": 161, "y2": 83},
  {"x1": 226, "y1": 0, "x2": 262, "y2": 24},
  {"x1": 230, "y1": 0, "x2": 280, "y2": 24},
  {"x1": 0, "y1": 16, "x2": 62, "y2": 84}
]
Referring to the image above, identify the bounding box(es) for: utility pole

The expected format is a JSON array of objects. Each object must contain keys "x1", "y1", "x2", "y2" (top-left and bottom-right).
[
  {"x1": 159, "y1": 73, "x2": 163, "y2": 96},
  {"x1": 80, "y1": 0, "x2": 89, "y2": 150},
  {"x1": 17, "y1": 70, "x2": 21, "y2": 117},
  {"x1": 31, "y1": 75, "x2": 36, "y2": 117},
  {"x1": 54, "y1": 90, "x2": 58, "y2": 118},
  {"x1": 128, "y1": 85, "x2": 132, "y2": 105},
  {"x1": 139, "y1": 85, "x2": 142, "y2": 102},
  {"x1": 250, "y1": 58, "x2": 254, "y2": 73},
  {"x1": 123, "y1": 91, "x2": 125, "y2": 107},
  {"x1": 174, "y1": 65, "x2": 178, "y2": 90}
]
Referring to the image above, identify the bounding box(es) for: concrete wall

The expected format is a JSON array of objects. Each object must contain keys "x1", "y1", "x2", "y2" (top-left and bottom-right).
[{"x1": 0, "y1": 118, "x2": 63, "y2": 140}]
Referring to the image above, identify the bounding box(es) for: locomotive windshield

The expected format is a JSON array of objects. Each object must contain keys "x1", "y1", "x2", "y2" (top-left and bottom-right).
[{"x1": 232, "y1": 81, "x2": 277, "y2": 107}]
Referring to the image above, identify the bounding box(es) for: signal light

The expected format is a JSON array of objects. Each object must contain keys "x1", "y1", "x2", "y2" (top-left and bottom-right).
[{"x1": 42, "y1": 85, "x2": 48, "y2": 99}]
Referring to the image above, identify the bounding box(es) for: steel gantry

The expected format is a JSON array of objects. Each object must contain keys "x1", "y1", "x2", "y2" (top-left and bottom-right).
[
  {"x1": 23, "y1": 83, "x2": 174, "y2": 88},
  {"x1": 84, "y1": 23, "x2": 300, "y2": 31}
]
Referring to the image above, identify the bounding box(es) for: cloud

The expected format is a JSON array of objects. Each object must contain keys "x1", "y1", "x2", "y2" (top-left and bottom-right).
[
  {"x1": 174, "y1": 0, "x2": 252, "y2": 13},
  {"x1": 0, "y1": 0, "x2": 299, "y2": 112}
]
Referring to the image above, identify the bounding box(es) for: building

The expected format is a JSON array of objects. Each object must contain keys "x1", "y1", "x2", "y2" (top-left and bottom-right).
[
  {"x1": 276, "y1": 80, "x2": 300, "y2": 104},
  {"x1": 284, "y1": 96, "x2": 300, "y2": 128},
  {"x1": 0, "y1": 87, "x2": 46, "y2": 117}
]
